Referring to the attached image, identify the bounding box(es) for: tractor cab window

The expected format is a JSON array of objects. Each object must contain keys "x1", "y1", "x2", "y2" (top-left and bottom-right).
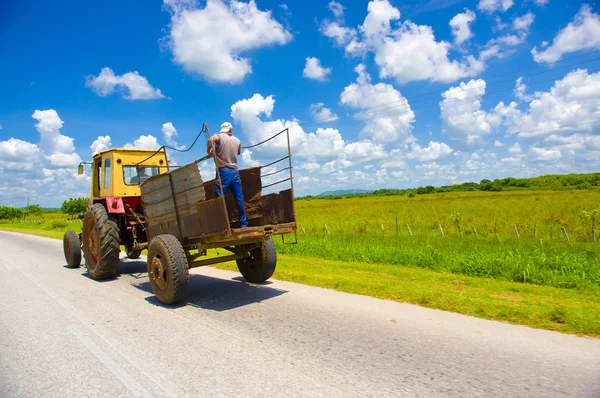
[
  {"x1": 124, "y1": 166, "x2": 161, "y2": 186},
  {"x1": 104, "y1": 159, "x2": 111, "y2": 189}
]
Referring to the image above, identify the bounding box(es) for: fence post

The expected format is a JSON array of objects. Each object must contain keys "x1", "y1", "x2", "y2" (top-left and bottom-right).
[
  {"x1": 406, "y1": 224, "x2": 413, "y2": 236},
  {"x1": 513, "y1": 225, "x2": 519, "y2": 239},
  {"x1": 592, "y1": 217, "x2": 596, "y2": 243},
  {"x1": 471, "y1": 225, "x2": 478, "y2": 237},
  {"x1": 395, "y1": 217, "x2": 398, "y2": 235},
  {"x1": 438, "y1": 224, "x2": 444, "y2": 237},
  {"x1": 561, "y1": 226, "x2": 570, "y2": 243}
]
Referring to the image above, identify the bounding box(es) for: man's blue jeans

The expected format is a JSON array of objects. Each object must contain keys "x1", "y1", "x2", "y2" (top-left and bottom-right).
[{"x1": 216, "y1": 167, "x2": 248, "y2": 227}]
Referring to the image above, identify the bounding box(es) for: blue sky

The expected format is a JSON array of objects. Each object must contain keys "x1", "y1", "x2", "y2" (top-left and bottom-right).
[{"x1": 1, "y1": 0, "x2": 600, "y2": 206}]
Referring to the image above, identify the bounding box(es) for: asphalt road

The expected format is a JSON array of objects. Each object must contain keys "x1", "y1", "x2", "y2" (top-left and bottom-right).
[{"x1": 0, "y1": 231, "x2": 598, "y2": 398}]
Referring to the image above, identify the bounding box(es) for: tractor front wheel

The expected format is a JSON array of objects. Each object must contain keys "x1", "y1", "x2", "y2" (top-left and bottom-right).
[
  {"x1": 147, "y1": 235, "x2": 189, "y2": 305},
  {"x1": 63, "y1": 230, "x2": 81, "y2": 268},
  {"x1": 82, "y1": 204, "x2": 120, "y2": 280},
  {"x1": 236, "y1": 238, "x2": 277, "y2": 283}
]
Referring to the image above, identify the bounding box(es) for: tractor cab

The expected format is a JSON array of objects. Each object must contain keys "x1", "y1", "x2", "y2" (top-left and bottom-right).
[{"x1": 82, "y1": 148, "x2": 168, "y2": 200}]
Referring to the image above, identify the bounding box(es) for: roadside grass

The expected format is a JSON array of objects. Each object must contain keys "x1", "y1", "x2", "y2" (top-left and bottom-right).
[
  {"x1": 2, "y1": 224, "x2": 598, "y2": 337},
  {"x1": 212, "y1": 255, "x2": 600, "y2": 337}
]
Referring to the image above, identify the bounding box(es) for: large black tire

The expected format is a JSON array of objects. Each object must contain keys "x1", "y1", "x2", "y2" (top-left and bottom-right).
[
  {"x1": 82, "y1": 204, "x2": 120, "y2": 280},
  {"x1": 126, "y1": 245, "x2": 142, "y2": 259},
  {"x1": 147, "y1": 234, "x2": 189, "y2": 305},
  {"x1": 63, "y1": 230, "x2": 81, "y2": 268},
  {"x1": 237, "y1": 238, "x2": 277, "y2": 283}
]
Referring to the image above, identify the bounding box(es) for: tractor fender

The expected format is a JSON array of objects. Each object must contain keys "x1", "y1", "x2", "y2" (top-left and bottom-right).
[{"x1": 105, "y1": 197, "x2": 126, "y2": 214}]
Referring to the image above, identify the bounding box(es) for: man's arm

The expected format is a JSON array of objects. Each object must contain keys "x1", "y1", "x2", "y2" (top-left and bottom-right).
[{"x1": 207, "y1": 135, "x2": 219, "y2": 154}]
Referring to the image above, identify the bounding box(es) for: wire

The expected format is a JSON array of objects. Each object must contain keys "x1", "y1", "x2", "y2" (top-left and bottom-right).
[
  {"x1": 240, "y1": 68, "x2": 598, "y2": 148},
  {"x1": 240, "y1": 50, "x2": 600, "y2": 143},
  {"x1": 136, "y1": 123, "x2": 208, "y2": 166}
]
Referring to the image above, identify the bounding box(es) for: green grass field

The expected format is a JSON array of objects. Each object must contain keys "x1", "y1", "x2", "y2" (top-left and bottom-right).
[
  {"x1": 1, "y1": 188, "x2": 599, "y2": 336},
  {"x1": 283, "y1": 189, "x2": 600, "y2": 289}
]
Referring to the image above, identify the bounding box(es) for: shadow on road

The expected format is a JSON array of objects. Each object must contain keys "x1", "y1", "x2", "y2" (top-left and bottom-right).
[
  {"x1": 132, "y1": 270, "x2": 287, "y2": 312},
  {"x1": 76, "y1": 256, "x2": 287, "y2": 311}
]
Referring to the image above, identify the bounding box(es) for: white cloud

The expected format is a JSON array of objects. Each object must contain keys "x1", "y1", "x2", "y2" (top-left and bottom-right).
[
  {"x1": 343, "y1": 140, "x2": 387, "y2": 162},
  {"x1": 534, "y1": 0, "x2": 549, "y2": 5},
  {"x1": 328, "y1": 1, "x2": 344, "y2": 19},
  {"x1": 85, "y1": 67, "x2": 165, "y2": 100},
  {"x1": 406, "y1": 141, "x2": 453, "y2": 161},
  {"x1": 501, "y1": 69, "x2": 600, "y2": 138},
  {"x1": 240, "y1": 149, "x2": 261, "y2": 167},
  {"x1": 309, "y1": 103, "x2": 339, "y2": 123},
  {"x1": 0, "y1": 138, "x2": 41, "y2": 161},
  {"x1": 162, "y1": 122, "x2": 186, "y2": 150},
  {"x1": 513, "y1": 12, "x2": 535, "y2": 31},
  {"x1": 440, "y1": 79, "x2": 501, "y2": 144},
  {"x1": 508, "y1": 142, "x2": 522, "y2": 154},
  {"x1": 91, "y1": 136, "x2": 111, "y2": 155},
  {"x1": 494, "y1": 140, "x2": 504, "y2": 147},
  {"x1": 514, "y1": 77, "x2": 532, "y2": 102},
  {"x1": 320, "y1": 0, "x2": 485, "y2": 84},
  {"x1": 125, "y1": 135, "x2": 161, "y2": 149},
  {"x1": 528, "y1": 146, "x2": 561, "y2": 161},
  {"x1": 0, "y1": 110, "x2": 88, "y2": 207},
  {"x1": 450, "y1": 9, "x2": 476, "y2": 45},
  {"x1": 303, "y1": 57, "x2": 332, "y2": 81},
  {"x1": 164, "y1": 0, "x2": 292, "y2": 83},
  {"x1": 477, "y1": 0, "x2": 514, "y2": 14},
  {"x1": 532, "y1": 5, "x2": 600, "y2": 63},
  {"x1": 340, "y1": 64, "x2": 415, "y2": 145},
  {"x1": 230, "y1": 92, "x2": 390, "y2": 175},
  {"x1": 31, "y1": 109, "x2": 81, "y2": 168}
]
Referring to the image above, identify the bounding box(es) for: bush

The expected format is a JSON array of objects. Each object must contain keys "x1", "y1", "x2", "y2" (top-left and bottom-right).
[
  {"x1": 51, "y1": 220, "x2": 67, "y2": 229},
  {"x1": 0, "y1": 206, "x2": 23, "y2": 220},
  {"x1": 61, "y1": 197, "x2": 88, "y2": 219}
]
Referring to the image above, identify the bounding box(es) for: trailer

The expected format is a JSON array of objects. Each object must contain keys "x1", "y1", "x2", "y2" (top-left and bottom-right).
[{"x1": 140, "y1": 128, "x2": 297, "y2": 304}]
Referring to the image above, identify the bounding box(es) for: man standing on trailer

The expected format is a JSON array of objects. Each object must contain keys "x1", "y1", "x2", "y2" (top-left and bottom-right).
[{"x1": 207, "y1": 122, "x2": 248, "y2": 227}]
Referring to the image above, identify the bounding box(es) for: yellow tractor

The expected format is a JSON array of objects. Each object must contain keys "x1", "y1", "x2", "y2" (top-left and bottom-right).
[
  {"x1": 62, "y1": 127, "x2": 298, "y2": 304},
  {"x1": 63, "y1": 148, "x2": 168, "y2": 279}
]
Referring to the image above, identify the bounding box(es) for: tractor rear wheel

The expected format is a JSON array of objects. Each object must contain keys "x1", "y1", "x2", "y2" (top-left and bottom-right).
[
  {"x1": 236, "y1": 238, "x2": 277, "y2": 283},
  {"x1": 82, "y1": 204, "x2": 120, "y2": 280},
  {"x1": 147, "y1": 234, "x2": 189, "y2": 305},
  {"x1": 63, "y1": 230, "x2": 81, "y2": 268},
  {"x1": 126, "y1": 245, "x2": 142, "y2": 259}
]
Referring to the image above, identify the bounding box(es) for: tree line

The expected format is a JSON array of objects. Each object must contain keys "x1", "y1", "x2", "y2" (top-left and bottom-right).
[
  {"x1": 0, "y1": 198, "x2": 88, "y2": 220},
  {"x1": 299, "y1": 172, "x2": 600, "y2": 201}
]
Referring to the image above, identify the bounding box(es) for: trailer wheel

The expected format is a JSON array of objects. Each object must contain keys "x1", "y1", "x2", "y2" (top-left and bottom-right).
[
  {"x1": 237, "y1": 238, "x2": 277, "y2": 283},
  {"x1": 126, "y1": 245, "x2": 142, "y2": 260},
  {"x1": 82, "y1": 204, "x2": 120, "y2": 280},
  {"x1": 63, "y1": 230, "x2": 81, "y2": 268},
  {"x1": 147, "y1": 235, "x2": 189, "y2": 305}
]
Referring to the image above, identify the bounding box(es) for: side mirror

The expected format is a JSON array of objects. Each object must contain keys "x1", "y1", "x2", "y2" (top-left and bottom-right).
[{"x1": 78, "y1": 164, "x2": 84, "y2": 175}]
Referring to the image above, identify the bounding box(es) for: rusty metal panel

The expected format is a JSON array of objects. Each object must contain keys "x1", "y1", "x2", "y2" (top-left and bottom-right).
[
  {"x1": 195, "y1": 198, "x2": 229, "y2": 236},
  {"x1": 203, "y1": 167, "x2": 263, "y2": 225},
  {"x1": 261, "y1": 189, "x2": 295, "y2": 225},
  {"x1": 148, "y1": 220, "x2": 181, "y2": 241}
]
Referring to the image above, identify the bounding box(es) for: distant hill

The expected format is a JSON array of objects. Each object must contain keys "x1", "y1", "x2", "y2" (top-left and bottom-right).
[{"x1": 317, "y1": 189, "x2": 372, "y2": 197}]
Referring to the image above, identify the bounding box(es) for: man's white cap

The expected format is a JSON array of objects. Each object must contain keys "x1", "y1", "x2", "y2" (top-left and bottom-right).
[{"x1": 220, "y1": 122, "x2": 233, "y2": 134}]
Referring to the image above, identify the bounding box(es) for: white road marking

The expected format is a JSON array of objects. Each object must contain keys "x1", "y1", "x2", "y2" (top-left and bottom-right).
[{"x1": 68, "y1": 325, "x2": 154, "y2": 398}]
